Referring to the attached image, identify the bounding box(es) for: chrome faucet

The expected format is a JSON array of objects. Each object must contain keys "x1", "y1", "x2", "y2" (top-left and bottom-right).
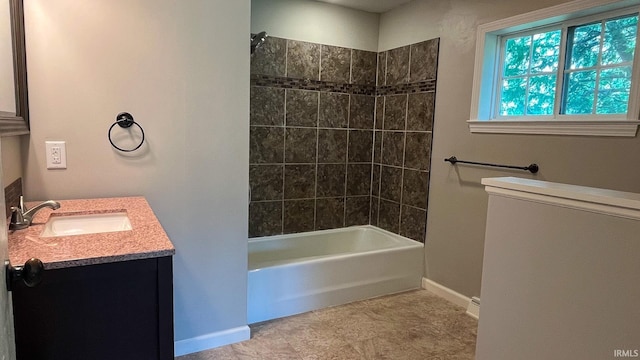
[{"x1": 9, "y1": 196, "x2": 61, "y2": 230}]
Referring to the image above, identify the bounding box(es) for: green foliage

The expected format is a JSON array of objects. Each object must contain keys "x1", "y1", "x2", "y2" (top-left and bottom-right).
[
  {"x1": 500, "y1": 78, "x2": 526, "y2": 115},
  {"x1": 597, "y1": 66, "x2": 632, "y2": 114},
  {"x1": 565, "y1": 71, "x2": 596, "y2": 114},
  {"x1": 500, "y1": 29, "x2": 560, "y2": 116},
  {"x1": 528, "y1": 75, "x2": 556, "y2": 115},
  {"x1": 603, "y1": 15, "x2": 638, "y2": 65},
  {"x1": 504, "y1": 36, "x2": 531, "y2": 77},
  {"x1": 499, "y1": 13, "x2": 638, "y2": 117},
  {"x1": 568, "y1": 23, "x2": 601, "y2": 69}
]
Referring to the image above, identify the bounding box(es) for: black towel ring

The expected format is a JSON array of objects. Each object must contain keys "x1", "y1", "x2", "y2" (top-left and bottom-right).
[{"x1": 108, "y1": 112, "x2": 145, "y2": 152}]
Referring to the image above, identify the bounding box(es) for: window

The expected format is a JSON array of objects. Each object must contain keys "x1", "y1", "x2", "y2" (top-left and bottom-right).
[
  {"x1": 563, "y1": 14, "x2": 637, "y2": 115},
  {"x1": 499, "y1": 28, "x2": 561, "y2": 117},
  {"x1": 469, "y1": 1, "x2": 640, "y2": 136}
]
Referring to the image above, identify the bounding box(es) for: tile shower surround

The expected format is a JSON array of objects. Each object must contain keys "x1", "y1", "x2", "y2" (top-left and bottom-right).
[
  {"x1": 4, "y1": 177, "x2": 22, "y2": 218},
  {"x1": 250, "y1": 36, "x2": 438, "y2": 242}
]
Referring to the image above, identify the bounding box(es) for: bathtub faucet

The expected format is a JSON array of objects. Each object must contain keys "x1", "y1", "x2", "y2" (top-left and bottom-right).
[{"x1": 9, "y1": 196, "x2": 61, "y2": 230}]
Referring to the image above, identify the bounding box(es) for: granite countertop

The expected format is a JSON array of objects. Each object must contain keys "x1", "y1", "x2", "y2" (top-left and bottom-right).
[{"x1": 8, "y1": 197, "x2": 175, "y2": 270}]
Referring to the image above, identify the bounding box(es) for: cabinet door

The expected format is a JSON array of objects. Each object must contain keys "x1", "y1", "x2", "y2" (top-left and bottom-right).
[
  {"x1": 0, "y1": 152, "x2": 16, "y2": 360},
  {"x1": 12, "y1": 257, "x2": 173, "y2": 360}
]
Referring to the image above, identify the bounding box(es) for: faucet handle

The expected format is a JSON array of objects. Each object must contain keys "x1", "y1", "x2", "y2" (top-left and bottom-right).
[
  {"x1": 19, "y1": 195, "x2": 27, "y2": 212},
  {"x1": 9, "y1": 207, "x2": 28, "y2": 230}
]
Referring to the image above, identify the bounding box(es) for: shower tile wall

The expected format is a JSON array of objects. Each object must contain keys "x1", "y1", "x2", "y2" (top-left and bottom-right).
[
  {"x1": 249, "y1": 37, "x2": 376, "y2": 237},
  {"x1": 4, "y1": 177, "x2": 23, "y2": 218},
  {"x1": 249, "y1": 36, "x2": 439, "y2": 243},
  {"x1": 371, "y1": 39, "x2": 439, "y2": 242}
]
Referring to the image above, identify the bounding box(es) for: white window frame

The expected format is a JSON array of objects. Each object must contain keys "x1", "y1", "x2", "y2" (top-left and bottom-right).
[{"x1": 468, "y1": 0, "x2": 640, "y2": 137}]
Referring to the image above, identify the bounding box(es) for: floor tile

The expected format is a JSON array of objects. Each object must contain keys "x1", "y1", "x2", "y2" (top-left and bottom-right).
[
  {"x1": 177, "y1": 345, "x2": 239, "y2": 360},
  {"x1": 176, "y1": 290, "x2": 477, "y2": 360}
]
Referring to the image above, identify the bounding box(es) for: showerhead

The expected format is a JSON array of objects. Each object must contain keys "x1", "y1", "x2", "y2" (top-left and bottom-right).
[{"x1": 251, "y1": 31, "x2": 268, "y2": 55}]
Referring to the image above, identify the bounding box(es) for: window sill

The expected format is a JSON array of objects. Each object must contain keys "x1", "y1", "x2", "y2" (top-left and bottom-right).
[{"x1": 467, "y1": 119, "x2": 640, "y2": 137}]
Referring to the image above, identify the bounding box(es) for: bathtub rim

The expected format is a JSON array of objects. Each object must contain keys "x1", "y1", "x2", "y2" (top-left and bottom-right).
[
  {"x1": 248, "y1": 225, "x2": 424, "y2": 272},
  {"x1": 248, "y1": 224, "x2": 423, "y2": 244}
]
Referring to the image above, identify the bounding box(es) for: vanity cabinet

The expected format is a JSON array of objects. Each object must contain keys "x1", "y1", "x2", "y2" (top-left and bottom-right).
[{"x1": 11, "y1": 256, "x2": 174, "y2": 360}]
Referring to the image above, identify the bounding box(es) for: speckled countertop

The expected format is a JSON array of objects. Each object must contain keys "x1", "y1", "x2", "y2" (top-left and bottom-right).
[{"x1": 8, "y1": 197, "x2": 175, "y2": 270}]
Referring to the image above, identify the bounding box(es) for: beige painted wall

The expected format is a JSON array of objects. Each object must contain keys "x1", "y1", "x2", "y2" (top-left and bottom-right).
[
  {"x1": 251, "y1": 0, "x2": 380, "y2": 51},
  {"x1": 23, "y1": 0, "x2": 250, "y2": 345},
  {"x1": 1, "y1": 136, "x2": 22, "y2": 187},
  {"x1": 380, "y1": 0, "x2": 640, "y2": 297}
]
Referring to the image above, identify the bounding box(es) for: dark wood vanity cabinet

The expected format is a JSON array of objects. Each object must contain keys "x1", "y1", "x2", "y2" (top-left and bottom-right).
[{"x1": 11, "y1": 256, "x2": 174, "y2": 360}]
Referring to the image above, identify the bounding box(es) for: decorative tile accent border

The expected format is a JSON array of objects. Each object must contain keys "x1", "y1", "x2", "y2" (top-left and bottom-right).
[
  {"x1": 250, "y1": 75, "x2": 376, "y2": 95},
  {"x1": 4, "y1": 177, "x2": 22, "y2": 218},
  {"x1": 250, "y1": 75, "x2": 436, "y2": 96},
  {"x1": 376, "y1": 79, "x2": 436, "y2": 96}
]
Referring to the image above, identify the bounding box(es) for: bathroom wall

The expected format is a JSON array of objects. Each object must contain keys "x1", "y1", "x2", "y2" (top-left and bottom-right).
[
  {"x1": 251, "y1": 0, "x2": 380, "y2": 52},
  {"x1": 22, "y1": 0, "x2": 250, "y2": 352},
  {"x1": 249, "y1": 36, "x2": 377, "y2": 237},
  {"x1": 371, "y1": 39, "x2": 438, "y2": 242},
  {"x1": 1, "y1": 137, "x2": 22, "y2": 187},
  {"x1": 379, "y1": 0, "x2": 640, "y2": 298}
]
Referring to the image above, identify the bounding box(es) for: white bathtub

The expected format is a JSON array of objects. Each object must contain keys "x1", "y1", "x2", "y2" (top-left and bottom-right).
[{"x1": 247, "y1": 225, "x2": 424, "y2": 324}]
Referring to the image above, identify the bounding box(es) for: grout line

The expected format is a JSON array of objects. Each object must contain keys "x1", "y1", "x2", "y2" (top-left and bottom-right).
[
  {"x1": 376, "y1": 94, "x2": 386, "y2": 227},
  {"x1": 375, "y1": 52, "x2": 379, "y2": 88},
  {"x1": 318, "y1": 44, "x2": 322, "y2": 81},
  {"x1": 349, "y1": 49, "x2": 354, "y2": 85},
  {"x1": 369, "y1": 96, "x2": 380, "y2": 225},
  {"x1": 283, "y1": 90, "x2": 288, "y2": 127},
  {"x1": 285, "y1": 40, "x2": 289, "y2": 78},
  {"x1": 316, "y1": 91, "x2": 320, "y2": 127},
  {"x1": 408, "y1": 44, "x2": 412, "y2": 84},
  {"x1": 373, "y1": 196, "x2": 424, "y2": 210},
  {"x1": 398, "y1": 94, "x2": 409, "y2": 234},
  {"x1": 384, "y1": 51, "x2": 388, "y2": 86},
  {"x1": 376, "y1": 183, "x2": 381, "y2": 227},
  {"x1": 281, "y1": 81, "x2": 288, "y2": 235},
  {"x1": 314, "y1": 89, "x2": 320, "y2": 231},
  {"x1": 346, "y1": 49, "x2": 354, "y2": 227},
  {"x1": 369, "y1": 110, "x2": 377, "y2": 225},
  {"x1": 254, "y1": 195, "x2": 368, "y2": 203},
  {"x1": 343, "y1": 94, "x2": 351, "y2": 227}
]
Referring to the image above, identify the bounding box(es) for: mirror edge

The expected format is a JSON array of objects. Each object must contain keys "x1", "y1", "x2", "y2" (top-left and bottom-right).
[{"x1": 0, "y1": 0, "x2": 29, "y2": 137}]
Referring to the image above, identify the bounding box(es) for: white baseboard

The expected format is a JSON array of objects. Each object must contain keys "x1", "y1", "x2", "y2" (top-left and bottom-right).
[
  {"x1": 422, "y1": 278, "x2": 479, "y2": 319},
  {"x1": 174, "y1": 325, "x2": 250, "y2": 357},
  {"x1": 466, "y1": 296, "x2": 480, "y2": 319}
]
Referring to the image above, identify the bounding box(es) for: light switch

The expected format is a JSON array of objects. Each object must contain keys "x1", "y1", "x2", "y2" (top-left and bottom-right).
[{"x1": 45, "y1": 141, "x2": 67, "y2": 169}]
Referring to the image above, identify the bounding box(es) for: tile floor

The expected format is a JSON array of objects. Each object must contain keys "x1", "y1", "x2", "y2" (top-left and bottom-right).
[{"x1": 177, "y1": 290, "x2": 478, "y2": 360}]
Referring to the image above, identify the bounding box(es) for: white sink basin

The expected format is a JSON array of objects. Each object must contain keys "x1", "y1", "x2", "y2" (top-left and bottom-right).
[{"x1": 40, "y1": 212, "x2": 132, "y2": 237}]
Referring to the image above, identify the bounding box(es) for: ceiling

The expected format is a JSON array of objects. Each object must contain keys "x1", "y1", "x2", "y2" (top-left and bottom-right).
[{"x1": 313, "y1": 0, "x2": 414, "y2": 13}]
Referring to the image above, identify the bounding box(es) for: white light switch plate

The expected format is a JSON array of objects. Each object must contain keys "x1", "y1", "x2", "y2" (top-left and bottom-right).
[{"x1": 45, "y1": 141, "x2": 67, "y2": 169}]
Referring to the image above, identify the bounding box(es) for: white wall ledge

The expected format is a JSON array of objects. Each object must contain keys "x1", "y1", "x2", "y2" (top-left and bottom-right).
[{"x1": 482, "y1": 177, "x2": 640, "y2": 220}]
